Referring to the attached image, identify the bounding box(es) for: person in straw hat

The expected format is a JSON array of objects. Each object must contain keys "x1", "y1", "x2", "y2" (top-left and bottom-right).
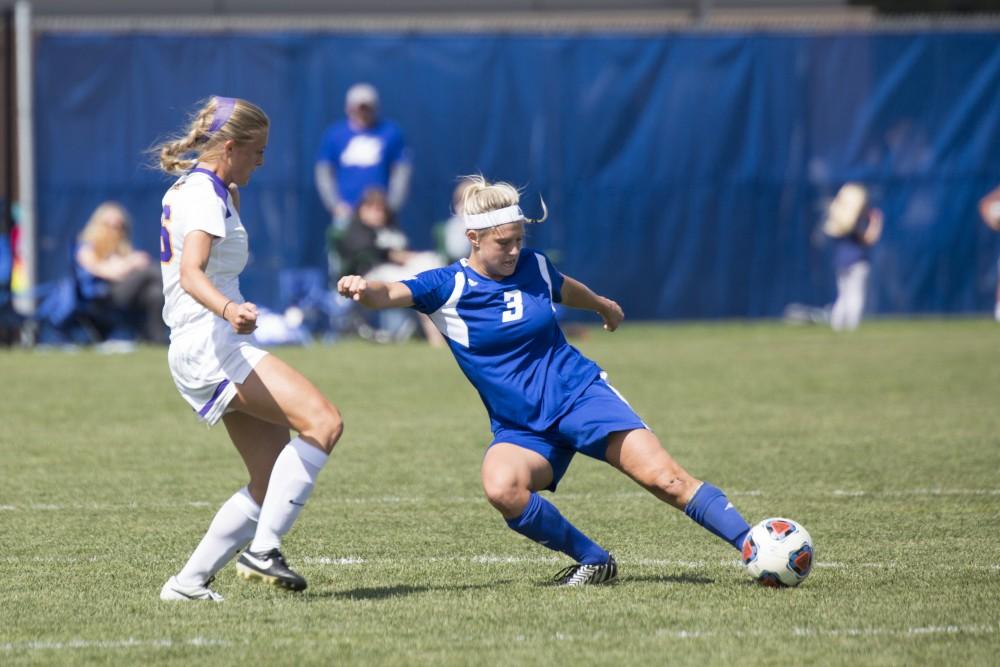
[{"x1": 824, "y1": 183, "x2": 883, "y2": 331}]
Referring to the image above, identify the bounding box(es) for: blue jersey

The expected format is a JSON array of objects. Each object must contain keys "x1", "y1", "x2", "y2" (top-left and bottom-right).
[
  {"x1": 316, "y1": 119, "x2": 409, "y2": 208},
  {"x1": 403, "y1": 249, "x2": 602, "y2": 433}
]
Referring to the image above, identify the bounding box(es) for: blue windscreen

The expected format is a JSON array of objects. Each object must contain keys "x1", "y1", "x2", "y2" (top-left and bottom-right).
[{"x1": 33, "y1": 29, "x2": 1000, "y2": 318}]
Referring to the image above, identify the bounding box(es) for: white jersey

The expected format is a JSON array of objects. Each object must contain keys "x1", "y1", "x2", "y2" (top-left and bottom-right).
[{"x1": 160, "y1": 168, "x2": 248, "y2": 337}]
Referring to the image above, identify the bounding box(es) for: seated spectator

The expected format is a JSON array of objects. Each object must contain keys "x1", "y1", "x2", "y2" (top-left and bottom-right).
[
  {"x1": 334, "y1": 188, "x2": 443, "y2": 345},
  {"x1": 74, "y1": 201, "x2": 166, "y2": 343}
]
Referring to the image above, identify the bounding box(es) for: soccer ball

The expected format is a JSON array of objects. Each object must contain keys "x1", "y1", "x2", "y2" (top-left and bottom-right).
[{"x1": 741, "y1": 517, "x2": 814, "y2": 587}]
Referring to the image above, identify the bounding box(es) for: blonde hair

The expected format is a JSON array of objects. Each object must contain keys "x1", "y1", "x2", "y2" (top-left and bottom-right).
[
  {"x1": 153, "y1": 96, "x2": 269, "y2": 175},
  {"x1": 458, "y1": 175, "x2": 518, "y2": 240},
  {"x1": 79, "y1": 201, "x2": 132, "y2": 259},
  {"x1": 458, "y1": 175, "x2": 547, "y2": 239},
  {"x1": 459, "y1": 174, "x2": 521, "y2": 217}
]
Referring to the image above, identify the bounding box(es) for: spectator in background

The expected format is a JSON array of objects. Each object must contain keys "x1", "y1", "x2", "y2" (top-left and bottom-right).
[
  {"x1": 335, "y1": 187, "x2": 444, "y2": 346},
  {"x1": 336, "y1": 188, "x2": 410, "y2": 278},
  {"x1": 315, "y1": 83, "x2": 412, "y2": 279},
  {"x1": 823, "y1": 183, "x2": 883, "y2": 332},
  {"x1": 978, "y1": 184, "x2": 1000, "y2": 321},
  {"x1": 74, "y1": 201, "x2": 167, "y2": 343}
]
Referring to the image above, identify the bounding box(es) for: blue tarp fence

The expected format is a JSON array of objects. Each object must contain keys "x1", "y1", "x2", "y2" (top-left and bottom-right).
[{"x1": 33, "y1": 29, "x2": 1000, "y2": 319}]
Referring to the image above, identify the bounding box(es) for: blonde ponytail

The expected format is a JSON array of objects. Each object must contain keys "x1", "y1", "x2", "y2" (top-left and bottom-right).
[{"x1": 151, "y1": 96, "x2": 269, "y2": 176}]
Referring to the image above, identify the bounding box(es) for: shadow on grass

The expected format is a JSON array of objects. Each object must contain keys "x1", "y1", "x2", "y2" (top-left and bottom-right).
[
  {"x1": 312, "y1": 581, "x2": 508, "y2": 600},
  {"x1": 530, "y1": 572, "x2": 714, "y2": 588},
  {"x1": 623, "y1": 573, "x2": 715, "y2": 586}
]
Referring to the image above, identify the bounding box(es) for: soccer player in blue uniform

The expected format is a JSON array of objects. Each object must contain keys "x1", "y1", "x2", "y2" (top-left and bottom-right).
[{"x1": 337, "y1": 175, "x2": 753, "y2": 586}]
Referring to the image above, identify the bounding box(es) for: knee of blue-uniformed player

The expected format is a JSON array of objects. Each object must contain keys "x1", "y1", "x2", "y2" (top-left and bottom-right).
[{"x1": 481, "y1": 469, "x2": 532, "y2": 518}]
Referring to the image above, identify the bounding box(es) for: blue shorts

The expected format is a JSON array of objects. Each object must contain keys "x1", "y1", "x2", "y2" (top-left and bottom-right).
[{"x1": 490, "y1": 373, "x2": 648, "y2": 492}]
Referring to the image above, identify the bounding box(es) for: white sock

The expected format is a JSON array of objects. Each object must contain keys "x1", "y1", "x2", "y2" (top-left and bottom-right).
[
  {"x1": 176, "y1": 486, "x2": 260, "y2": 587},
  {"x1": 249, "y1": 437, "x2": 328, "y2": 553},
  {"x1": 994, "y1": 301, "x2": 1000, "y2": 322}
]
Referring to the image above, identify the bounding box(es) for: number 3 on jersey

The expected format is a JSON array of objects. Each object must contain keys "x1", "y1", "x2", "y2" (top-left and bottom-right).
[{"x1": 502, "y1": 290, "x2": 524, "y2": 323}]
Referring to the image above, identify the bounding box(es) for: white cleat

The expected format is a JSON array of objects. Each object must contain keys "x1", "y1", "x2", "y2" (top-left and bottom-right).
[{"x1": 159, "y1": 575, "x2": 224, "y2": 602}]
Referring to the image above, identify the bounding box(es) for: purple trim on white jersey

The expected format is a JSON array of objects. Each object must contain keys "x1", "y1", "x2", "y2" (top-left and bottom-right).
[{"x1": 191, "y1": 167, "x2": 232, "y2": 218}]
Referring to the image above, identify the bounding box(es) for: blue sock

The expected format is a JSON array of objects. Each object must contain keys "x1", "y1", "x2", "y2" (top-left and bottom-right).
[
  {"x1": 684, "y1": 482, "x2": 751, "y2": 550},
  {"x1": 505, "y1": 492, "x2": 609, "y2": 565}
]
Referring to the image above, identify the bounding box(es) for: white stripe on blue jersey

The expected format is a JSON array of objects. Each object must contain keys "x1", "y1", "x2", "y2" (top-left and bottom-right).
[{"x1": 427, "y1": 270, "x2": 469, "y2": 348}]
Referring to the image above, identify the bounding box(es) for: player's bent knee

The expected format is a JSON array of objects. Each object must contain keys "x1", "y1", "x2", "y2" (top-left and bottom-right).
[
  {"x1": 481, "y1": 475, "x2": 529, "y2": 516},
  {"x1": 303, "y1": 405, "x2": 343, "y2": 454},
  {"x1": 321, "y1": 407, "x2": 344, "y2": 451}
]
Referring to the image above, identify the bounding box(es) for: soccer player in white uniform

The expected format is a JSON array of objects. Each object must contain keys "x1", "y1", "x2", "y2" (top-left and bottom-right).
[
  {"x1": 155, "y1": 97, "x2": 344, "y2": 600},
  {"x1": 338, "y1": 175, "x2": 754, "y2": 586}
]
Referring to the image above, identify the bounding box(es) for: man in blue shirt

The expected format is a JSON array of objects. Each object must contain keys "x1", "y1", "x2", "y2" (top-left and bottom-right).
[
  {"x1": 315, "y1": 83, "x2": 412, "y2": 230},
  {"x1": 337, "y1": 176, "x2": 755, "y2": 586}
]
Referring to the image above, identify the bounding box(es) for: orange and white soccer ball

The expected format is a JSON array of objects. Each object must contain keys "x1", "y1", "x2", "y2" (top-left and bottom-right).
[{"x1": 741, "y1": 518, "x2": 814, "y2": 587}]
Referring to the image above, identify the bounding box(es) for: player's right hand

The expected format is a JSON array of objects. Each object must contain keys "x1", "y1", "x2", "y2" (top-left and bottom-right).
[{"x1": 337, "y1": 275, "x2": 368, "y2": 301}]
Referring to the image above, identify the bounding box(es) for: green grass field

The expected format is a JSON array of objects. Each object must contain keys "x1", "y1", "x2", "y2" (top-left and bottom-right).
[{"x1": 1, "y1": 320, "x2": 999, "y2": 665}]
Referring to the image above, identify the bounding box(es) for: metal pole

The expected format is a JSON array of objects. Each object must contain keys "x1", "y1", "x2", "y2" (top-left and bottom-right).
[
  {"x1": 3, "y1": 7, "x2": 13, "y2": 236},
  {"x1": 694, "y1": 0, "x2": 712, "y2": 25},
  {"x1": 13, "y1": 0, "x2": 34, "y2": 316}
]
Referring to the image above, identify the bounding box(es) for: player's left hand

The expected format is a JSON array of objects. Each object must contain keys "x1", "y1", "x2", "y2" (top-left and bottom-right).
[
  {"x1": 599, "y1": 298, "x2": 624, "y2": 332},
  {"x1": 229, "y1": 301, "x2": 258, "y2": 335}
]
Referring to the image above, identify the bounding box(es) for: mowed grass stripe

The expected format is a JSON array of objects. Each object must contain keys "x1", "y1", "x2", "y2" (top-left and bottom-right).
[{"x1": 1, "y1": 486, "x2": 998, "y2": 513}]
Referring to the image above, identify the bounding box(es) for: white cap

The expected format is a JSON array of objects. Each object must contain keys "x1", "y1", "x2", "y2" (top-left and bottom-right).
[{"x1": 346, "y1": 83, "x2": 379, "y2": 109}]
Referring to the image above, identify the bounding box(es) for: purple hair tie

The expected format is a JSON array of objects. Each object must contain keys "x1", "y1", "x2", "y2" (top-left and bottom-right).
[{"x1": 208, "y1": 96, "x2": 237, "y2": 133}]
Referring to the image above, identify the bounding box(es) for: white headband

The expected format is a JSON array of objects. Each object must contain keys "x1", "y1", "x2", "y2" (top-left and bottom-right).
[
  {"x1": 463, "y1": 198, "x2": 548, "y2": 230},
  {"x1": 463, "y1": 205, "x2": 526, "y2": 230}
]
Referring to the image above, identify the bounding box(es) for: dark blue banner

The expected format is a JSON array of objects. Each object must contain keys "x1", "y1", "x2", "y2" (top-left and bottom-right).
[{"x1": 33, "y1": 29, "x2": 1000, "y2": 318}]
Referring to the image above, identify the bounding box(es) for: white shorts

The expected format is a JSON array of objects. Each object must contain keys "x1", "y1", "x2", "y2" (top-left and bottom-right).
[{"x1": 168, "y1": 319, "x2": 269, "y2": 426}]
